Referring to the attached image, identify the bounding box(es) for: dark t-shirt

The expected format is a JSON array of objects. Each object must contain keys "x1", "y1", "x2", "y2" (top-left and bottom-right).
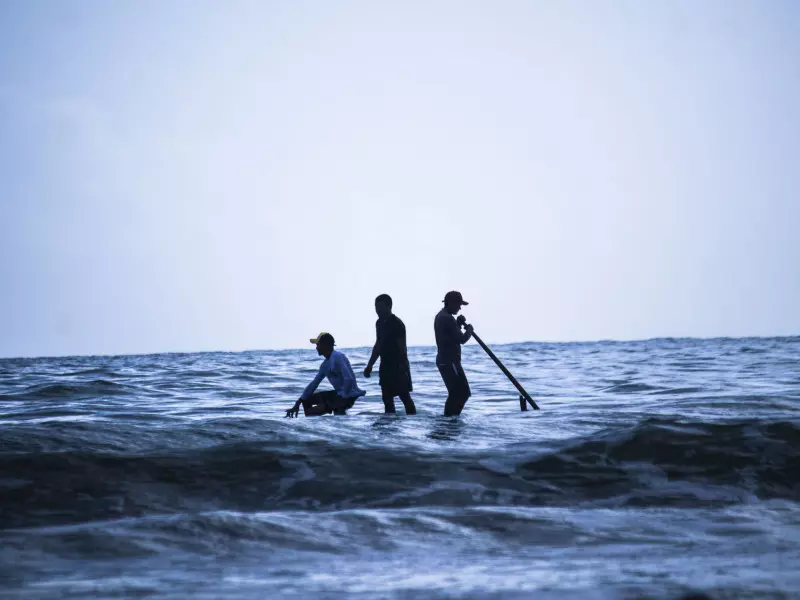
[
  {"x1": 434, "y1": 308, "x2": 464, "y2": 364},
  {"x1": 376, "y1": 314, "x2": 408, "y2": 372}
]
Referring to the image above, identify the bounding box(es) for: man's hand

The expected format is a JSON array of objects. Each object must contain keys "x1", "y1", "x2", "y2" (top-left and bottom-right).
[
  {"x1": 456, "y1": 315, "x2": 467, "y2": 327},
  {"x1": 285, "y1": 400, "x2": 301, "y2": 418},
  {"x1": 465, "y1": 324, "x2": 474, "y2": 334},
  {"x1": 363, "y1": 365, "x2": 373, "y2": 378}
]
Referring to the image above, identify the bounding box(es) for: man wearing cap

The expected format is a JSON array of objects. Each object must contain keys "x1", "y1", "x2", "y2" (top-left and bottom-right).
[
  {"x1": 285, "y1": 333, "x2": 366, "y2": 417},
  {"x1": 434, "y1": 291, "x2": 474, "y2": 416}
]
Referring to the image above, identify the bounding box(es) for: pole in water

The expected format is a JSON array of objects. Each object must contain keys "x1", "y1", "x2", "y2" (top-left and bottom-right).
[{"x1": 469, "y1": 330, "x2": 540, "y2": 410}]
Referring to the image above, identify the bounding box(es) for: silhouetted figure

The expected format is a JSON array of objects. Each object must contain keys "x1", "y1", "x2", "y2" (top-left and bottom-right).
[
  {"x1": 364, "y1": 294, "x2": 417, "y2": 415},
  {"x1": 434, "y1": 291, "x2": 473, "y2": 416},
  {"x1": 286, "y1": 333, "x2": 365, "y2": 417}
]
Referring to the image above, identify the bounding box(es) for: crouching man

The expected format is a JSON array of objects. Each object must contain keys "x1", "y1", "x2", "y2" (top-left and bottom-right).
[{"x1": 285, "y1": 332, "x2": 366, "y2": 417}]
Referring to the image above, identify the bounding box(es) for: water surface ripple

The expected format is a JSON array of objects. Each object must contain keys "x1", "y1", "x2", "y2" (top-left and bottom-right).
[{"x1": 1, "y1": 337, "x2": 799, "y2": 599}]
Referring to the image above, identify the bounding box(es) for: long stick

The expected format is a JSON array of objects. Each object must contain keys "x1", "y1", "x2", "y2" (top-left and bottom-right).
[{"x1": 470, "y1": 331, "x2": 540, "y2": 410}]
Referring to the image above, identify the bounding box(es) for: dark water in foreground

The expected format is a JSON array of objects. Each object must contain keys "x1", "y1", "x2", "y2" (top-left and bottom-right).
[{"x1": 1, "y1": 337, "x2": 799, "y2": 599}]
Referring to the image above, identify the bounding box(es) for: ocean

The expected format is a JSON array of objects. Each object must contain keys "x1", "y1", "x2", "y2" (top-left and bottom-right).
[{"x1": 1, "y1": 336, "x2": 798, "y2": 599}]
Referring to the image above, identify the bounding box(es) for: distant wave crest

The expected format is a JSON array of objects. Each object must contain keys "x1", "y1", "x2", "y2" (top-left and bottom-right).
[{"x1": 0, "y1": 380, "x2": 136, "y2": 401}]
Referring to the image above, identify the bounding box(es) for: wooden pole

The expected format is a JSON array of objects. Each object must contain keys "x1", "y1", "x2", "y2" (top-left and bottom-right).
[{"x1": 470, "y1": 330, "x2": 540, "y2": 410}]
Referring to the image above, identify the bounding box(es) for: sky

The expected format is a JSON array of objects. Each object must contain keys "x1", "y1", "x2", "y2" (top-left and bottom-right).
[{"x1": 1, "y1": 0, "x2": 799, "y2": 358}]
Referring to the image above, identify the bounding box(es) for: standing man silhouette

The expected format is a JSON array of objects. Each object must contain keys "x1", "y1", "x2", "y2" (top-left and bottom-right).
[
  {"x1": 364, "y1": 294, "x2": 417, "y2": 415},
  {"x1": 434, "y1": 291, "x2": 473, "y2": 416}
]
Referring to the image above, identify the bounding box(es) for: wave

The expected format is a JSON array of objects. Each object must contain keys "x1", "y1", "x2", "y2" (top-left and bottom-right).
[
  {"x1": 1, "y1": 419, "x2": 798, "y2": 529},
  {"x1": 64, "y1": 368, "x2": 118, "y2": 377},
  {"x1": 601, "y1": 383, "x2": 661, "y2": 393},
  {"x1": 0, "y1": 380, "x2": 135, "y2": 401},
  {"x1": 649, "y1": 387, "x2": 705, "y2": 395}
]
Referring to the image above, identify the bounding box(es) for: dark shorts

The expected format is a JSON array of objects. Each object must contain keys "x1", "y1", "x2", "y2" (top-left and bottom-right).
[
  {"x1": 437, "y1": 361, "x2": 471, "y2": 416},
  {"x1": 437, "y1": 361, "x2": 471, "y2": 398},
  {"x1": 302, "y1": 390, "x2": 357, "y2": 416},
  {"x1": 379, "y1": 364, "x2": 413, "y2": 397}
]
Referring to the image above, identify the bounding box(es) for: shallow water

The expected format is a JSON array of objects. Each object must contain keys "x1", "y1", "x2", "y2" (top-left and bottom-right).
[{"x1": 1, "y1": 337, "x2": 799, "y2": 598}]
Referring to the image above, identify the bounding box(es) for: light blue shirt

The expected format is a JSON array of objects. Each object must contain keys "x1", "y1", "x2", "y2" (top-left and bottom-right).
[{"x1": 301, "y1": 350, "x2": 366, "y2": 401}]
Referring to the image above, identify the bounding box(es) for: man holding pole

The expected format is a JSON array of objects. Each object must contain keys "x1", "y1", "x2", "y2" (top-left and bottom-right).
[{"x1": 434, "y1": 291, "x2": 474, "y2": 416}]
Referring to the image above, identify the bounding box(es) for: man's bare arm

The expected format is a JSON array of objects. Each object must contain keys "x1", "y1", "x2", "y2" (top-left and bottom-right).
[{"x1": 364, "y1": 340, "x2": 381, "y2": 377}]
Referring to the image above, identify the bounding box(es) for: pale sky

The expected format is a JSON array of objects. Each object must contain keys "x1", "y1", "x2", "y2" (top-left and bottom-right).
[{"x1": 1, "y1": 0, "x2": 799, "y2": 358}]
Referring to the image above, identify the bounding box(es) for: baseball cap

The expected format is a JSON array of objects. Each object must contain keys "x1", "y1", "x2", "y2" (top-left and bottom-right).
[
  {"x1": 309, "y1": 332, "x2": 335, "y2": 346},
  {"x1": 443, "y1": 291, "x2": 469, "y2": 306}
]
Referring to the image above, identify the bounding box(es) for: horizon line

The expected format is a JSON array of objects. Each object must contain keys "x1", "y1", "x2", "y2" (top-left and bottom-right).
[{"x1": 1, "y1": 333, "x2": 797, "y2": 361}]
